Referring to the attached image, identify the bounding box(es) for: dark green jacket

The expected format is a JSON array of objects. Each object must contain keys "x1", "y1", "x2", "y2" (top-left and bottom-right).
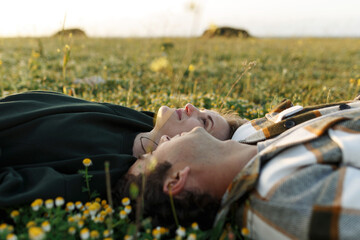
[{"x1": 0, "y1": 91, "x2": 154, "y2": 207}]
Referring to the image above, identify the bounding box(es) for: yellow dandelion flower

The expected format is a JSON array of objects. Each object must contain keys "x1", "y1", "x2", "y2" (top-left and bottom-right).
[
  {"x1": 188, "y1": 64, "x2": 195, "y2": 72},
  {"x1": 176, "y1": 226, "x2": 186, "y2": 237},
  {"x1": 90, "y1": 230, "x2": 100, "y2": 239},
  {"x1": 10, "y1": 210, "x2": 20, "y2": 219},
  {"x1": 66, "y1": 202, "x2": 75, "y2": 211},
  {"x1": 357, "y1": 79, "x2": 360, "y2": 87},
  {"x1": 68, "y1": 227, "x2": 76, "y2": 235},
  {"x1": 124, "y1": 205, "x2": 132, "y2": 214},
  {"x1": 0, "y1": 60, "x2": 3, "y2": 66},
  {"x1": 55, "y1": 197, "x2": 65, "y2": 207},
  {"x1": 121, "y1": 197, "x2": 130, "y2": 206},
  {"x1": 80, "y1": 228, "x2": 90, "y2": 240},
  {"x1": 187, "y1": 233, "x2": 197, "y2": 240},
  {"x1": 350, "y1": 78, "x2": 355, "y2": 84},
  {"x1": 28, "y1": 227, "x2": 45, "y2": 240},
  {"x1": 119, "y1": 210, "x2": 127, "y2": 219},
  {"x1": 83, "y1": 158, "x2": 92, "y2": 167},
  {"x1": 26, "y1": 221, "x2": 36, "y2": 228},
  {"x1": 41, "y1": 221, "x2": 51, "y2": 232},
  {"x1": 6, "y1": 233, "x2": 17, "y2": 240},
  {"x1": 150, "y1": 57, "x2": 170, "y2": 73},
  {"x1": 45, "y1": 199, "x2": 54, "y2": 209},
  {"x1": 191, "y1": 222, "x2": 199, "y2": 230},
  {"x1": 241, "y1": 227, "x2": 250, "y2": 236}
]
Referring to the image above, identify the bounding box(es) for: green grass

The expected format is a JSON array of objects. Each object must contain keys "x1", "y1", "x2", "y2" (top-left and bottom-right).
[{"x1": 0, "y1": 36, "x2": 359, "y2": 239}]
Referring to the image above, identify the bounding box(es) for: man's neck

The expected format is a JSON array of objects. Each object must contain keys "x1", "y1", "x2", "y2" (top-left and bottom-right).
[{"x1": 197, "y1": 141, "x2": 257, "y2": 199}]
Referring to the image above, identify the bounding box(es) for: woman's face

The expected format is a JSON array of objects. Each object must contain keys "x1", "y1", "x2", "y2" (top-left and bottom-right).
[{"x1": 153, "y1": 103, "x2": 230, "y2": 141}]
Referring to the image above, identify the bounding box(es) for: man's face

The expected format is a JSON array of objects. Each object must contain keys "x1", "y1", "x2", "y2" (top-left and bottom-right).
[
  {"x1": 129, "y1": 127, "x2": 220, "y2": 175},
  {"x1": 153, "y1": 103, "x2": 230, "y2": 141}
]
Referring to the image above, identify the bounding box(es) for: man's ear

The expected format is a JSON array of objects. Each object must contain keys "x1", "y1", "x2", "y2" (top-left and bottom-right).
[{"x1": 163, "y1": 166, "x2": 190, "y2": 196}]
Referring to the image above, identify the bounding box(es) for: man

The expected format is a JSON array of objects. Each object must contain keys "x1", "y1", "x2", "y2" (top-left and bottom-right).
[{"x1": 116, "y1": 98, "x2": 360, "y2": 239}]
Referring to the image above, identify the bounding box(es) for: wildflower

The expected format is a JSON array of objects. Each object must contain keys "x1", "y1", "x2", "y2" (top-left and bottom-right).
[
  {"x1": 6, "y1": 233, "x2": 17, "y2": 240},
  {"x1": 31, "y1": 199, "x2": 43, "y2": 211},
  {"x1": 28, "y1": 227, "x2": 45, "y2": 240},
  {"x1": 45, "y1": 199, "x2": 54, "y2": 209},
  {"x1": 124, "y1": 205, "x2": 132, "y2": 214},
  {"x1": 41, "y1": 221, "x2": 51, "y2": 232},
  {"x1": 99, "y1": 210, "x2": 107, "y2": 217},
  {"x1": 0, "y1": 223, "x2": 8, "y2": 232},
  {"x1": 349, "y1": 78, "x2": 355, "y2": 85},
  {"x1": 83, "y1": 210, "x2": 90, "y2": 218},
  {"x1": 176, "y1": 226, "x2": 186, "y2": 238},
  {"x1": 187, "y1": 233, "x2": 196, "y2": 240},
  {"x1": 83, "y1": 158, "x2": 92, "y2": 167},
  {"x1": 68, "y1": 216, "x2": 75, "y2": 223},
  {"x1": 124, "y1": 235, "x2": 133, "y2": 240},
  {"x1": 101, "y1": 199, "x2": 107, "y2": 206},
  {"x1": 75, "y1": 201, "x2": 83, "y2": 209},
  {"x1": 80, "y1": 228, "x2": 90, "y2": 240},
  {"x1": 241, "y1": 227, "x2": 250, "y2": 236},
  {"x1": 90, "y1": 230, "x2": 100, "y2": 239},
  {"x1": 10, "y1": 210, "x2": 20, "y2": 219},
  {"x1": 191, "y1": 222, "x2": 199, "y2": 230},
  {"x1": 150, "y1": 57, "x2": 170, "y2": 73},
  {"x1": 26, "y1": 221, "x2": 36, "y2": 228},
  {"x1": 66, "y1": 202, "x2": 75, "y2": 211},
  {"x1": 105, "y1": 206, "x2": 113, "y2": 214},
  {"x1": 0, "y1": 60, "x2": 2, "y2": 66},
  {"x1": 152, "y1": 228, "x2": 161, "y2": 239},
  {"x1": 188, "y1": 64, "x2": 195, "y2": 72},
  {"x1": 55, "y1": 197, "x2": 65, "y2": 207},
  {"x1": 95, "y1": 197, "x2": 101, "y2": 202},
  {"x1": 88, "y1": 202, "x2": 101, "y2": 217},
  {"x1": 68, "y1": 227, "x2": 76, "y2": 235},
  {"x1": 121, "y1": 197, "x2": 130, "y2": 206},
  {"x1": 77, "y1": 220, "x2": 85, "y2": 228},
  {"x1": 93, "y1": 216, "x2": 104, "y2": 223},
  {"x1": 358, "y1": 79, "x2": 360, "y2": 87},
  {"x1": 119, "y1": 210, "x2": 127, "y2": 219},
  {"x1": 84, "y1": 202, "x2": 91, "y2": 210},
  {"x1": 104, "y1": 238, "x2": 113, "y2": 240},
  {"x1": 103, "y1": 229, "x2": 113, "y2": 237}
]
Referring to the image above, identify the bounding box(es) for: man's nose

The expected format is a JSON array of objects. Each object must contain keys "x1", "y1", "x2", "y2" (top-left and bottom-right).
[{"x1": 159, "y1": 135, "x2": 171, "y2": 145}]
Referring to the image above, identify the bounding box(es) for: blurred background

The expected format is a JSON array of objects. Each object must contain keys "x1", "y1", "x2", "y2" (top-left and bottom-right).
[{"x1": 1, "y1": 0, "x2": 360, "y2": 38}]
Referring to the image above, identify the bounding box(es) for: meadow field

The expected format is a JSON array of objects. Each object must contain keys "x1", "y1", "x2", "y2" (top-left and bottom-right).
[{"x1": 0, "y1": 37, "x2": 359, "y2": 240}]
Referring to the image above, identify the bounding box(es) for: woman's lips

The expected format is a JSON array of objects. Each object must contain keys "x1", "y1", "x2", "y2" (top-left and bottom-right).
[{"x1": 176, "y1": 109, "x2": 182, "y2": 120}]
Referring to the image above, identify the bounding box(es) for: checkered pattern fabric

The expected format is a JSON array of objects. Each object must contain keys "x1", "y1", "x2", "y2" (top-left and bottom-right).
[{"x1": 215, "y1": 101, "x2": 360, "y2": 240}]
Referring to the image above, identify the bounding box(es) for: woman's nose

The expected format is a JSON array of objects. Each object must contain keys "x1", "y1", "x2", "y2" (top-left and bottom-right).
[{"x1": 185, "y1": 103, "x2": 198, "y2": 116}]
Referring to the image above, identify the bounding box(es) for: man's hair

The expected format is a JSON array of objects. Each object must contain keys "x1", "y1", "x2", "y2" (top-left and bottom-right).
[{"x1": 113, "y1": 162, "x2": 221, "y2": 231}]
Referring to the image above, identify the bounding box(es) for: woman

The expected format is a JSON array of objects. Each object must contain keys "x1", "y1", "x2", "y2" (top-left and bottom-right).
[{"x1": 0, "y1": 91, "x2": 243, "y2": 207}]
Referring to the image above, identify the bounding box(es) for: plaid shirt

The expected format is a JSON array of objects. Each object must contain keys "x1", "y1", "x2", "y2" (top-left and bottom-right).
[{"x1": 215, "y1": 100, "x2": 360, "y2": 240}]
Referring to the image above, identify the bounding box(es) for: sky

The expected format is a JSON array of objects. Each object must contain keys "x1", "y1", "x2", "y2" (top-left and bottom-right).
[{"x1": 0, "y1": 0, "x2": 359, "y2": 38}]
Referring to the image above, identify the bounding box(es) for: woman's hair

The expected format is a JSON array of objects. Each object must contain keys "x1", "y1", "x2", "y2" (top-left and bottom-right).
[
  {"x1": 215, "y1": 109, "x2": 248, "y2": 138},
  {"x1": 113, "y1": 162, "x2": 221, "y2": 231}
]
